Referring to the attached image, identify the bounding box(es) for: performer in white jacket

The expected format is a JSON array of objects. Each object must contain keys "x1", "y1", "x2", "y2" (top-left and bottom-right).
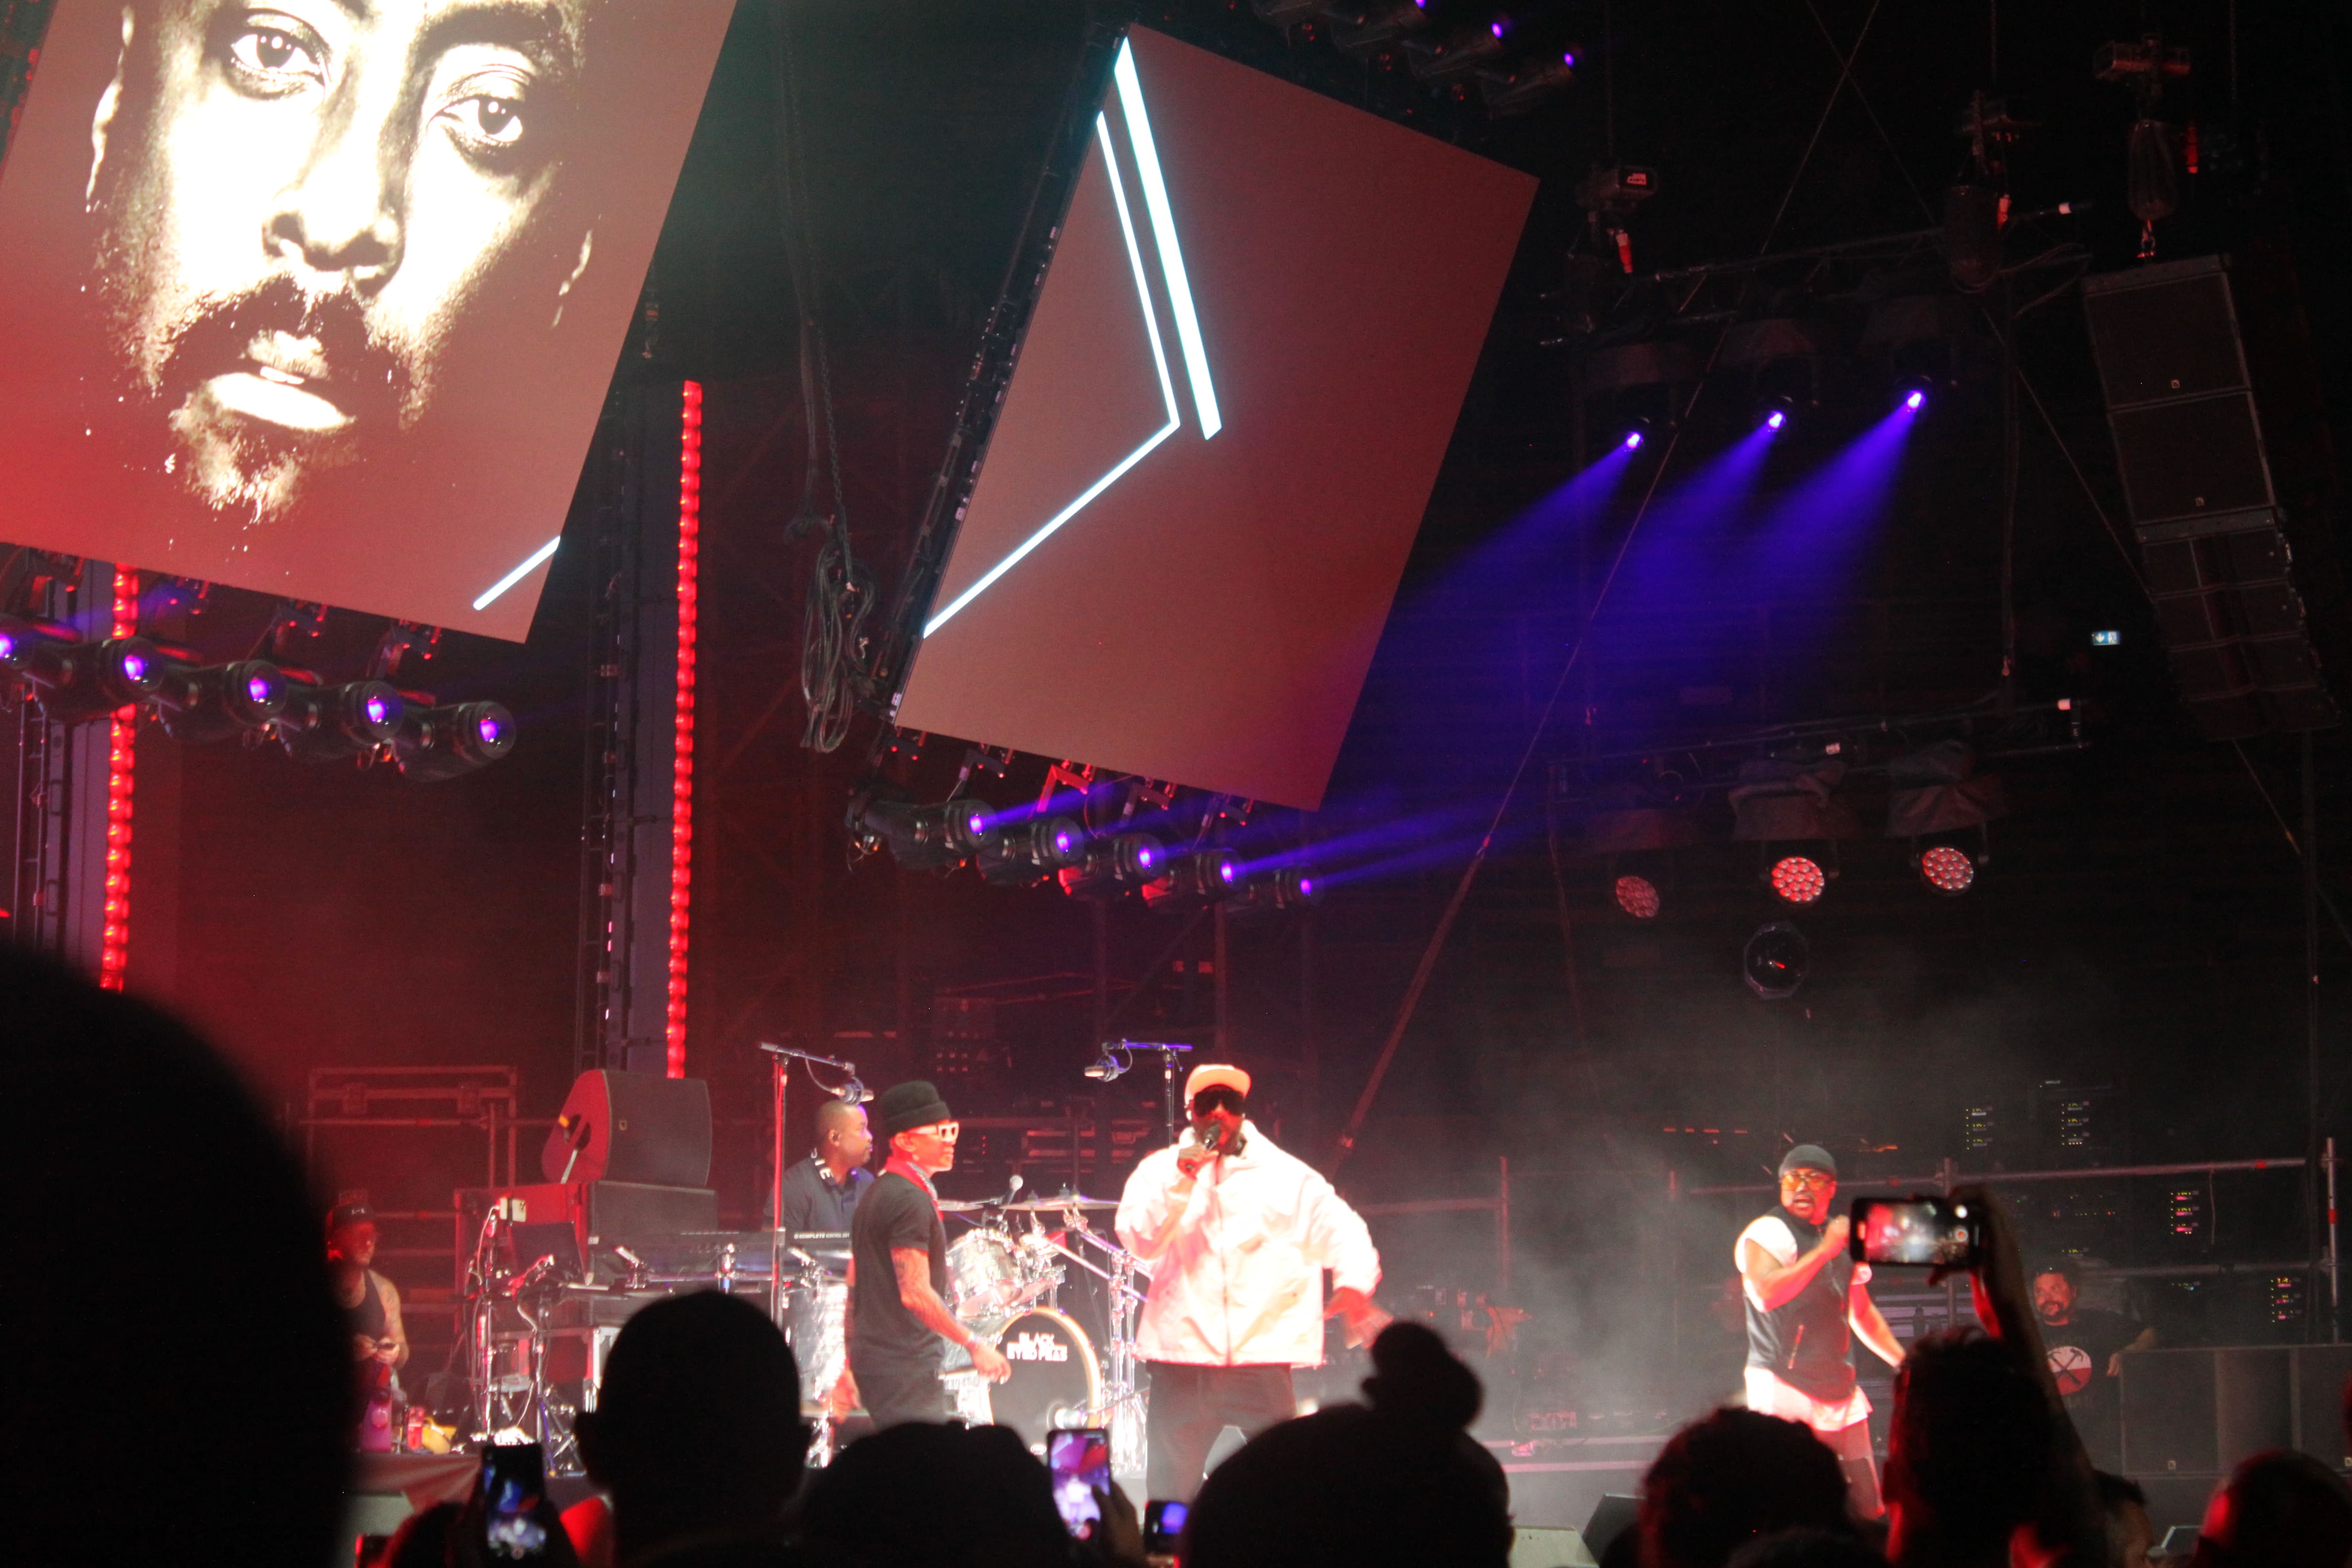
[{"x1": 1116, "y1": 1063, "x2": 1387, "y2": 1500}]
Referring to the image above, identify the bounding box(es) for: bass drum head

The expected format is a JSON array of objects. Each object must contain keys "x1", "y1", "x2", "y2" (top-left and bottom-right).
[{"x1": 974, "y1": 1309, "x2": 1101, "y2": 1450}]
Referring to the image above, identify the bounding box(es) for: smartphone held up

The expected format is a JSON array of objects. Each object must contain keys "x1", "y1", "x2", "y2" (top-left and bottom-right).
[
  {"x1": 1849, "y1": 1195, "x2": 1981, "y2": 1270},
  {"x1": 482, "y1": 1442, "x2": 550, "y2": 1562},
  {"x1": 1048, "y1": 1428, "x2": 1112, "y2": 1540}
]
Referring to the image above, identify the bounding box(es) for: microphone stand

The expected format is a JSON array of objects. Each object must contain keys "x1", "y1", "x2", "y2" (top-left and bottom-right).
[
  {"x1": 757, "y1": 1042, "x2": 864, "y2": 1335},
  {"x1": 1102, "y1": 1039, "x2": 1193, "y2": 1147}
]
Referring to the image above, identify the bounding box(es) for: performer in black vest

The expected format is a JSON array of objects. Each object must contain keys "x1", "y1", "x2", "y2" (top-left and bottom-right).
[{"x1": 1735, "y1": 1145, "x2": 1905, "y2": 1517}]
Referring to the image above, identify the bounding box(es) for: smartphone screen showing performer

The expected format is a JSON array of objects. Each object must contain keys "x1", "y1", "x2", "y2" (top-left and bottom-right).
[
  {"x1": 1851, "y1": 1196, "x2": 1981, "y2": 1269},
  {"x1": 1047, "y1": 1428, "x2": 1112, "y2": 1539},
  {"x1": 481, "y1": 1442, "x2": 550, "y2": 1562},
  {"x1": 1144, "y1": 1498, "x2": 1189, "y2": 1556}
]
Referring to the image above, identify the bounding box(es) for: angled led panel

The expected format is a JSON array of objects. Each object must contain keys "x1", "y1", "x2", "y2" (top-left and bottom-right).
[
  {"x1": 0, "y1": 1, "x2": 737, "y2": 640},
  {"x1": 897, "y1": 26, "x2": 1534, "y2": 808}
]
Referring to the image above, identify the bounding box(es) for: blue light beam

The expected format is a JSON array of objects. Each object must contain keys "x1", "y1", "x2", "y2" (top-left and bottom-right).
[{"x1": 1742, "y1": 398, "x2": 1921, "y2": 596}]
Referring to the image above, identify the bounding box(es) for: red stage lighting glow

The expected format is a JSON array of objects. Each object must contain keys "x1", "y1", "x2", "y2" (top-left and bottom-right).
[
  {"x1": 99, "y1": 566, "x2": 138, "y2": 990},
  {"x1": 1768, "y1": 855, "x2": 1826, "y2": 906},
  {"x1": 1918, "y1": 844, "x2": 1976, "y2": 895},
  {"x1": 1614, "y1": 874, "x2": 1661, "y2": 920},
  {"x1": 666, "y1": 382, "x2": 703, "y2": 1077}
]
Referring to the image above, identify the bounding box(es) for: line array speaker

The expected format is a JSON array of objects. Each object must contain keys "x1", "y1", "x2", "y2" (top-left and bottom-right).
[{"x1": 2080, "y1": 253, "x2": 2343, "y2": 738}]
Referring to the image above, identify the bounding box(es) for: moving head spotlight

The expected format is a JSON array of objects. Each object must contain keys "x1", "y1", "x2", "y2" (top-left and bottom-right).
[
  {"x1": 1227, "y1": 865, "x2": 1325, "y2": 917},
  {"x1": 279, "y1": 678, "x2": 405, "y2": 761},
  {"x1": 1141, "y1": 846, "x2": 1242, "y2": 912},
  {"x1": 854, "y1": 794, "x2": 998, "y2": 870},
  {"x1": 11, "y1": 631, "x2": 166, "y2": 724},
  {"x1": 1058, "y1": 832, "x2": 1165, "y2": 899},
  {"x1": 978, "y1": 814, "x2": 1089, "y2": 886},
  {"x1": 155, "y1": 658, "x2": 289, "y2": 742},
  {"x1": 394, "y1": 700, "x2": 518, "y2": 782}
]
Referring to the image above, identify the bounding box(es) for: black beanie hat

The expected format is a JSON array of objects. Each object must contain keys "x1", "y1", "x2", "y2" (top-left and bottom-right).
[
  {"x1": 1778, "y1": 1143, "x2": 1838, "y2": 1178},
  {"x1": 875, "y1": 1079, "x2": 954, "y2": 1140}
]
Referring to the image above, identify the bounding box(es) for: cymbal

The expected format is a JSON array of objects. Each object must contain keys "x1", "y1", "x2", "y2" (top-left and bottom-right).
[
  {"x1": 1001, "y1": 1193, "x2": 1119, "y2": 1211},
  {"x1": 936, "y1": 1198, "x2": 992, "y2": 1212}
]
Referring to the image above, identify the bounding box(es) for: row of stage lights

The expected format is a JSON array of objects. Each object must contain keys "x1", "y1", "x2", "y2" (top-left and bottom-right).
[
  {"x1": 851, "y1": 794, "x2": 1323, "y2": 914},
  {"x1": 0, "y1": 616, "x2": 515, "y2": 781},
  {"x1": 1610, "y1": 836, "x2": 1985, "y2": 924},
  {"x1": 1617, "y1": 379, "x2": 1932, "y2": 450}
]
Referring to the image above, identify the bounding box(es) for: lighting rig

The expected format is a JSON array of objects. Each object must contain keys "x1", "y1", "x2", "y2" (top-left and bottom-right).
[
  {"x1": 847, "y1": 749, "x2": 1325, "y2": 914},
  {"x1": 1551, "y1": 700, "x2": 2083, "y2": 990},
  {"x1": 0, "y1": 607, "x2": 516, "y2": 782}
]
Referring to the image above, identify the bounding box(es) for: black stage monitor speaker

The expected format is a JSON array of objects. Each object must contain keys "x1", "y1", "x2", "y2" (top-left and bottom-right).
[
  {"x1": 1581, "y1": 1494, "x2": 1638, "y2": 1566},
  {"x1": 2080, "y1": 255, "x2": 2341, "y2": 739},
  {"x1": 582, "y1": 1180, "x2": 717, "y2": 1250},
  {"x1": 2124, "y1": 1349, "x2": 2218, "y2": 1475},
  {"x1": 2292, "y1": 1344, "x2": 2352, "y2": 1472},
  {"x1": 541, "y1": 1070, "x2": 711, "y2": 1187},
  {"x1": 2122, "y1": 1346, "x2": 2293, "y2": 1478}
]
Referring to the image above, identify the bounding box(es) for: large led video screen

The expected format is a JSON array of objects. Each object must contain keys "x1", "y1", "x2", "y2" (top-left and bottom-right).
[
  {"x1": 895, "y1": 27, "x2": 1533, "y2": 810},
  {"x1": 0, "y1": 0, "x2": 735, "y2": 640}
]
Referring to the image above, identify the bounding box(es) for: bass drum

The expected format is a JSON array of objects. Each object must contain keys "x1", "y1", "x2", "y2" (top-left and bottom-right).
[{"x1": 966, "y1": 1308, "x2": 1102, "y2": 1449}]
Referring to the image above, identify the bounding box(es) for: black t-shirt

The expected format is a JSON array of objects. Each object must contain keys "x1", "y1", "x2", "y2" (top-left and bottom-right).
[
  {"x1": 849, "y1": 1169, "x2": 948, "y2": 1371},
  {"x1": 2043, "y1": 1306, "x2": 2143, "y2": 1419},
  {"x1": 779, "y1": 1154, "x2": 870, "y2": 1237}
]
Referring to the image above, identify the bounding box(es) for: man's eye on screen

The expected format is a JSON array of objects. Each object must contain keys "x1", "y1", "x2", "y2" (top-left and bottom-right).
[
  {"x1": 438, "y1": 86, "x2": 532, "y2": 157},
  {"x1": 226, "y1": 18, "x2": 329, "y2": 90}
]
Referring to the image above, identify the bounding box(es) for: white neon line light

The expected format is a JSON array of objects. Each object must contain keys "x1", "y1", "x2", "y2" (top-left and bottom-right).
[
  {"x1": 1098, "y1": 112, "x2": 1181, "y2": 427},
  {"x1": 925, "y1": 423, "x2": 1177, "y2": 637},
  {"x1": 922, "y1": 113, "x2": 1184, "y2": 639},
  {"x1": 472, "y1": 535, "x2": 561, "y2": 611},
  {"x1": 1114, "y1": 38, "x2": 1221, "y2": 440}
]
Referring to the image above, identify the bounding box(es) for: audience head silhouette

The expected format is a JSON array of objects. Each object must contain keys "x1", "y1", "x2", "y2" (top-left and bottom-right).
[
  {"x1": 798, "y1": 1421, "x2": 1071, "y2": 1568},
  {"x1": 1725, "y1": 1528, "x2": 1890, "y2": 1568},
  {"x1": 1182, "y1": 1322, "x2": 1512, "y2": 1568},
  {"x1": 2191, "y1": 1450, "x2": 2352, "y2": 1568},
  {"x1": 576, "y1": 1289, "x2": 808, "y2": 1562},
  {"x1": 1883, "y1": 1329, "x2": 2052, "y2": 1568},
  {"x1": 3, "y1": 947, "x2": 348, "y2": 1568},
  {"x1": 1363, "y1": 1319, "x2": 1485, "y2": 1430},
  {"x1": 1638, "y1": 1408, "x2": 1852, "y2": 1568}
]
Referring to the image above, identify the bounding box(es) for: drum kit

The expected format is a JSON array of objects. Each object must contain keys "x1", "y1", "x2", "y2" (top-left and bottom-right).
[{"x1": 783, "y1": 1188, "x2": 1150, "y2": 1475}]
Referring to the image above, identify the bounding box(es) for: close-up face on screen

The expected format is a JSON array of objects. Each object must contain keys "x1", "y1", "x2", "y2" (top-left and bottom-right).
[{"x1": 0, "y1": 0, "x2": 734, "y2": 639}]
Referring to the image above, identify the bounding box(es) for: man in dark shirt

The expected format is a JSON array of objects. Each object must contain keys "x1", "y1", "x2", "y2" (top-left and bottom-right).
[
  {"x1": 847, "y1": 1080, "x2": 1009, "y2": 1428},
  {"x1": 780, "y1": 1097, "x2": 874, "y2": 1236},
  {"x1": 2035, "y1": 1258, "x2": 2156, "y2": 1469}
]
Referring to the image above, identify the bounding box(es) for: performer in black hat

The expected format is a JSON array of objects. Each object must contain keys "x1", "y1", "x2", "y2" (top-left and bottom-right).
[
  {"x1": 1735, "y1": 1144, "x2": 1905, "y2": 1516},
  {"x1": 845, "y1": 1080, "x2": 1010, "y2": 1429}
]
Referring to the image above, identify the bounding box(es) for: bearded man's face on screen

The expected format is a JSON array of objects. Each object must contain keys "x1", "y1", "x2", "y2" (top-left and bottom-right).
[{"x1": 83, "y1": 0, "x2": 599, "y2": 534}]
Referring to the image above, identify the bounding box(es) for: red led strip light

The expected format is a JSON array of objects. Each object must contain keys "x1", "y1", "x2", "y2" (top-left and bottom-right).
[
  {"x1": 98, "y1": 567, "x2": 138, "y2": 990},
  {"x1": 665, "y1": 383, "x2": 703, "y2": 1077}
]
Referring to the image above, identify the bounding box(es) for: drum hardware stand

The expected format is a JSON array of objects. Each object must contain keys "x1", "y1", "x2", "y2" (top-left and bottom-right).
[{"x1": 1042, "y1": 1216, "x2": 1152, "y2": 1479}]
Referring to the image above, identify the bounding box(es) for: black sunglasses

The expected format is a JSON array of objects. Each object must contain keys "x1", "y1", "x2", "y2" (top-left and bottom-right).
[{"x1": 1191, "y1": 1086, "x2": 1246, "y2": 1115}]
